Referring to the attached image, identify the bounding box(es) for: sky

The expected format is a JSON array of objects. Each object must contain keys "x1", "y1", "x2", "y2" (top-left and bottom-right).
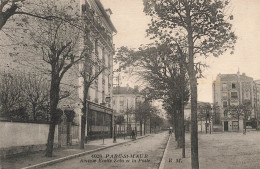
[{"x1": 101, "y1": 0, "x2": 260, "y2": 103}]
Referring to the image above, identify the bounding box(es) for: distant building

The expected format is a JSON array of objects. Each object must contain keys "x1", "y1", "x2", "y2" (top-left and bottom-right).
[
  {"x1": 212, "y1": 71, "x2": 257, "y2": 132},
  {"x1": 253, "y1": 80, "x2": 260, "y2": 129},
  {"x1": 184, "y1": 102, "x2": 212, "y2": 132},
  {"x1": 112, "y1": 86, "x2": 145, "y2": 134}
]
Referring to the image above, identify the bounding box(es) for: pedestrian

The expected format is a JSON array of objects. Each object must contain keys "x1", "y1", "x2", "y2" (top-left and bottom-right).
[{"x1": 132, "y1": 130, "x2": 136, "y2": 140}]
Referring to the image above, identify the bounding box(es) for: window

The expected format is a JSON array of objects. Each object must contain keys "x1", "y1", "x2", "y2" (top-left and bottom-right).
[
  {"x1": 102, "y1": 90, "x2": 105, "y2": 103},
  {"x1": 231, "y1": 92, "x2": 238, "y2": 99},
  {"x1": 102, "y1": 48, "x2": 105, "y2": 61},
  {"x1": 245, "y1": 92, "x2": 250, "y2": 99},
  {"x1": 95, "y1": 40, "x2": 99, "y2": 56},
  {"x1": 223, "y1": 101, "x2": 228, "y2": 108},
  {"x1": 222, "y1": 83, "x2": 227, "y2": 90},
  {"x1": 95, "y1": 87, "x2": 98, "y2": 103},
  {"x1": 120, "y1": 96, "x2": 124, "y2": 106},
  {"x1": 224, "y1": 110, "x2": 228, "y2": 117},
  {"x1": 232, "y1": 121, "x2": 239, "y2": 129},
  {"x1": 108, "y1": 55, "x2": 111, "y2": 68},
  {"x1": 222, "y1": 92, "x2": 227, "y2": 100},
  {"x1": 232, "y1": 83, "x2": 236, "y2": 89}
]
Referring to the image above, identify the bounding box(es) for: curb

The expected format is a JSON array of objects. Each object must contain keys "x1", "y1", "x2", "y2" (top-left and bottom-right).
[
  {"x1": 21, "y1": 135, "x2": 150, "y2": 169},
  {"x1": 158, "y1": 134, "x2": 171, "y2": 169}
]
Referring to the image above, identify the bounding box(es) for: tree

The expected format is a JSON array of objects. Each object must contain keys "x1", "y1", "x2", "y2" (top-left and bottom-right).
[
  {"x1": 0, "y1": 72, "x2": 27, "y2": 120},
  {"x1": 0, "y1": 0, "x2": 74, "y2": 30},
  {"x1": 64, "y1": 109, "x2": 75, "y2": 146},
  {"x1": 23, "y1": 73, "x2": 50, "y2": 122},
  {"x1": 228, "y1": 101, "x2": 252, "y2": 133},
  {"x1": 150, "y1": 110, "x2": 164, "y2": 132},
  {"x1": 134, "y1": 101, "x2": 152, "y2": 136},
  {"x1": 115, "y1": 115, "x2": 125, "y2": 125},
  {"x1": 197, "y1": 103, "x2": 211, "y2": 133},
  {"x1": 143, "y1": 1, "x2": 236, "y2": 168},
  {"x1": 21, "y1": 2, "x2": 88, "y2": 156},
  {"x1": 0, "y1": 71, "x2": 52, "y2": 122},
  {"x1": 116, "y1": 42, "x2": 189, "y2": 157}
]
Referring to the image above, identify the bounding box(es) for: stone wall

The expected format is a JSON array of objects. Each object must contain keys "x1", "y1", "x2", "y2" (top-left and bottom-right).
[{"x1": 0, "y1": 122, "x2": 58, "y2": 158}]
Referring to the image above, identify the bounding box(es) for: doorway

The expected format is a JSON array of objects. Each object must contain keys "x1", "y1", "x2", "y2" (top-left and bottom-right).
[{"x1": 224, "y1": 121, "x2": 228, "y2": 131}]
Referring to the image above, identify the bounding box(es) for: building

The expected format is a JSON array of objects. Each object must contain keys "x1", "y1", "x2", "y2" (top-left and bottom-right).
[
  {"x1": 112, "y1": 86, "x2": 146, "y2": 134},
  {"x1": 0, "y1": 0, "x2": 117, "y2": 155},
  {"x1": 184, "y1": 102, "x2": 212, "y2": 132},
  {"x1": 253, "y1": 80, "x2": 260, "y2": 129},
  {"x1": 212, "y1": 71, "x2": 257, "y2": 132},
  {"x1": 76, "y1": 0, "x2": 117, "y2": 140},
  {"x1": 33, "y1": 0, "x2": 117, "y2": 141}
]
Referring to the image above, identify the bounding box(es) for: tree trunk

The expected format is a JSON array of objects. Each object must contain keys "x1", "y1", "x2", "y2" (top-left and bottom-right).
[
  {"x1": 209, "y1": 116, "x2": 211, "y2": 134},
  {"x1": 189, "y1": 76, "x2": 199, "y2": 169},
  {"x1": 150, "y1": 116, "x2": 152, "y2": 134},
  {"x1": 45, "y1": 76, "x2": 60, "y2": 157},
  {"x1": 67, "y1": 122, "x2": 71, "y2": 146},
  {"x1": 144, "y1": 120, "x2": 146, "y2": 135},
  {"x1": 174, "y1": 109, "x2": 178, "y2": 141},
  {"x1": 180, "y1": 60, "x2": 185, "y2": 158},
  {"x1": 206, "y1": 117, "x2": 208, "y2": 134},
  {"x1": 238, "y1": 114, "x2": 240, "y2": 131},
  {"x1": 181, "y1": 91, "x2": 185, "y2": 158},
  {"x1": 80, "y1": 81, "x2": 89, "y2": 149},
  {"x1": 177, "y1": 109, "x2": 183, "y2": 149},
  {"x1": 186, "y1": 9, "x2": 199, "y2": 167},
  {"x1": 32, "y1": 104, "x2": 37, "y2": 121},
  {"x1": 46, "y1": 122, "x2": 56, "y2": 157},
  {"x1": 201, "y1": 120, "x2": 202, "y2": 133},
  {"x1": 140, "y1": 120, "x2": 143, "y2": 136}
]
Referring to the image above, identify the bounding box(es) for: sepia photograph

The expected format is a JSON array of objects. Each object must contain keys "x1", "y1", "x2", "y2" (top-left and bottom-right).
[{"x1": 0, "y1": 0, "x2": 260, "y2": 169}]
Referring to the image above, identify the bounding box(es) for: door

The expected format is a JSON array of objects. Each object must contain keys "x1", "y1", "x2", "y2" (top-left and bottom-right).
[{"x1": 224, "y1": 121, "x2": 228, "y2": 131}]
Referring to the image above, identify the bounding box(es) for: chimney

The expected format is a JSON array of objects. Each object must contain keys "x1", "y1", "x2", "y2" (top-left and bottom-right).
[{"x1": 105, "y1": 8, "x2": 112, "y2": 17}]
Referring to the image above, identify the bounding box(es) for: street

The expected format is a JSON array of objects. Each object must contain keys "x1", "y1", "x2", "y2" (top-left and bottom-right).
[{"x1": 42, "y1": 132, "x2": 169, "y2": 169}]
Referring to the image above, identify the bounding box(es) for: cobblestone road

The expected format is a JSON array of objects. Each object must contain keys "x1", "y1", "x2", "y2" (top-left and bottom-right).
[{"x1": 42, "y1": 132, "x2": 169, "y2": 169}]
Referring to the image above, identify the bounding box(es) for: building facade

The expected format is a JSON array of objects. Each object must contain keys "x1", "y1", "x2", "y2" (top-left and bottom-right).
[
  {"x1": 212, "y1": 71, "x2": 258, "y2": 132},
  {"x1": 184, "y1": 102, "x2": 212, "y2": 132},
  {"x1": 112, "y1": 86, "x2": 146, "y2": 134},
  {"x1": 59, "y1": 0, "x2": 117, "y2": 140},
  {"x1": 79, "y1": 0, "x2": 116, "y2": 140}
]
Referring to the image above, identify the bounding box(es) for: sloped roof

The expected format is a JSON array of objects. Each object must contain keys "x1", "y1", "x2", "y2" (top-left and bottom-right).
[
  {"x1": 219, "y1": 74, "x2": 253, "y2": 82},
  {"x1": 94, "y1": 0, "x2": 117, "y2": 33}
]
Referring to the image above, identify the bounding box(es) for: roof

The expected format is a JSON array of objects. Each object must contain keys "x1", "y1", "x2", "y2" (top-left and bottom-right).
[
  {"x1": 254, "y1": 79, "x2": 260, "y2": 84},
  {"x1": 218, "y1": 74, "x2": 253, "y2": 82},
  {"x1": 94, "y1": 0, "x2": 117, "y2": 33},
  {"x1": 113, "y1": 86, "x2": 140, "y2": 95},
  {"x1": 185, "y1": 102, "x2": 211, "y2": 109}
]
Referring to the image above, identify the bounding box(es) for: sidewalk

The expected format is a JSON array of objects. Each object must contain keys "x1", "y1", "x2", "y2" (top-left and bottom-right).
[
  {"x1": 160, "y1": 134, "x2": 191, "y2": 169},
  {"x1": 1, "y1": 135, "x2": 149, "y2": 169}
]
